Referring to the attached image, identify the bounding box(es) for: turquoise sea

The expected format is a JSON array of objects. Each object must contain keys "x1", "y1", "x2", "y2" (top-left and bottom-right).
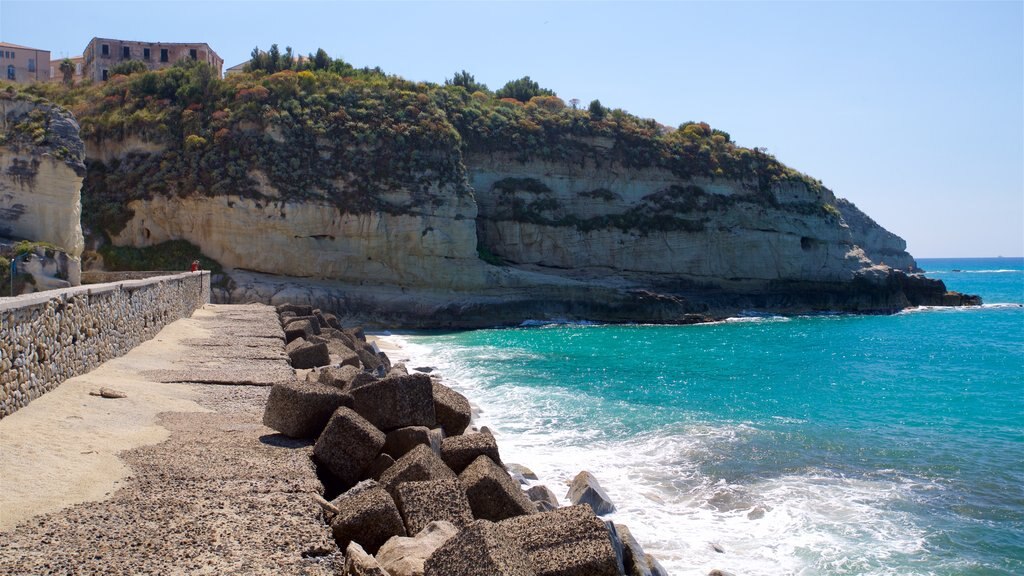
[{"x1": 390, "y1": 257, "x2": 1024, "y2": 575}]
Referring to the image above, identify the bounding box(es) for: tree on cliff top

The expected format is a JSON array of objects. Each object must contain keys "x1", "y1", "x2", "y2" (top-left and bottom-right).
[
  {"x1": 495, "y1": 76, "x2": 555, "y2": 102},
  {"x1": 59, "y1": 59, "x2": 75, "y2": 85},
  {"x1": 446, "y1": 70, "x2": 489, "y2": 94}
]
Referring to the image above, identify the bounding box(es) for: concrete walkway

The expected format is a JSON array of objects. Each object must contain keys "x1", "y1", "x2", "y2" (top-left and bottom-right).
[{"x1": 0, "y1": 304, "x2": 341, "y2": 574}]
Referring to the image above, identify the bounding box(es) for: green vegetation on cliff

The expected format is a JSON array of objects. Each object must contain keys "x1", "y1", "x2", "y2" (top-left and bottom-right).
[{"x1": 9, "y1": 50, "x2": 824, "y2": 241}]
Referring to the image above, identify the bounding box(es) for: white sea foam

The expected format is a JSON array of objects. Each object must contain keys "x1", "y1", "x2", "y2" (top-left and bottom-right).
[{"x1": 393, "y1": 336, "x2": 939, "y2": 575}]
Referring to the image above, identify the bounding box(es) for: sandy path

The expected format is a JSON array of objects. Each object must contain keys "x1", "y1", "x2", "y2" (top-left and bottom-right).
[{"x1": 0, "y1": 309, "x2": 212, "y2": 531}]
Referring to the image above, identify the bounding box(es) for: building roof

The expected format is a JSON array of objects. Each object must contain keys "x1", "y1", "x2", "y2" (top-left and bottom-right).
[
  {"x1": 87, "y1": 37, "x2": 218, "y2": 51},
  {"x1": 0, "y1": 41, "x2": 49, "y2": 51},
  {"x1": 225, "y1": 61, "x2": 248, "y2": 72}
]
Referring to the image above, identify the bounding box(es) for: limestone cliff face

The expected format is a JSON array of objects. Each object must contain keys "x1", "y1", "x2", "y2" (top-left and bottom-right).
[
  {"x1": 467, "y1": 152, "x2": 914, "y2": 289},
  {"x1": 0, "y1": 97, "x2": 86, "y2": 259},
  {"x1": 112, "y1": 181, "x2": 491, "y2": 290}
]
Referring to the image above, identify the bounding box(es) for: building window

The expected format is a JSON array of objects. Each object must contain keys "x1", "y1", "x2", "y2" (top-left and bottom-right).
[
  {"x1": 7, "y1": 65, "x2": 15, "y2": 81},
  {"x1": 143, "y1": 48, "x2": 150, "y2": 60},
  {"x1": 122, "y1": 46, "x2": 130, "y2": 59},
  {"x1": 101, "y1": 44, "x2": 109, "y2": 56},
  {"x1": 102, "y1": 69, "x2": 108, "y2": 81},
  {"x1": 28, "y1": 58, "x2": 35, "y2": 72},
  {"x1": 160, "y1": 48, "x2": 168, "y2": 62},
  {"x1": 76, "y1": 63, "x2": 82, "y2": 74},
  {"x1": 189, "y1": 49, "x2": 197, "y2": 60}
]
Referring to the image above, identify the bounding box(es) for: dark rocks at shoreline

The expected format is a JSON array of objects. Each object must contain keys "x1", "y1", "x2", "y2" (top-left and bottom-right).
[{"x1": 262, "y1": 302, "x2": 671, "y2": 575}]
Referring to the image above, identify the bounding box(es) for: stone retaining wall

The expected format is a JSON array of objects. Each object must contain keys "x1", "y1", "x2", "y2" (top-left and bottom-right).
[{"x1": 0, "y1": 271, "x2": 210, "y2": 418}]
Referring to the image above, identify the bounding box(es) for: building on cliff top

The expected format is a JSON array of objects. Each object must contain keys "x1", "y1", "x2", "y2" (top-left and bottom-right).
[
  {"x1": 49, "y1": 55, "x2": 84, "y2": 85},
  {"x1": 82, "y1": 37, "x2": 223, "y2": 82},
  {"x1": 0, "y1": 42, "x2": 51, "y2": 84}
]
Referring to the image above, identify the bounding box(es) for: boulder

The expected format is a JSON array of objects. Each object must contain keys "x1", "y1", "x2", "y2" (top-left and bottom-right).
[
  {"x1": 424, "y1": 520, "x2": 536, "y2": 576},
  {"x1": 615, "y1": 524, "x2": 652, "y2": 576},
  {"x1": 506, "y1": 463, "x2": 539, "y2": 481},
  {"x1": 526, "y1": 485, "x2": 560, "y2": 512},
  {"x1": 262, "y1": 379, "x2": 352, "y2": 438},
  {"x1": 351, "y1": 374, "x2": 436, "y2": 432},
  {"x1": 566, "y1": 471, "x2": 616, "y2": 516},
  {"x1": 378, "y1": 444, "x2": 457, "y2": 498},
  {"x1": 459, "y1": 455, "x2": 536, "y2": 522},
  {"x1": 440, "y1": 431, "x2": 501, "y2": 474},
  {"x1": 313, "y1": 407, "x2": 386, "y2": 490},
  {"x1": 344, "y1": 541, "x2": 391, "y2": 576},
  {"x1": 649, "y1": 556, "x2": 670, "y2": 576},
  {"x1": 395, "y1": 479, "x2": 474, "y2": 535},
  {"x1": 287, "y1": 339, "x2": 331, "y2": 369},
  {"x1": 604, "y1": 522, "x2": 627, "y2": 576},
  {"x1": 384, "y1": 426, "x2": 432, "y2": 459},
  {"x1": 377, "y1": 521, "x2": 460, "y2": 576},
  {"x1": 331, "y1": 486, "x2": 406, "y2": 554},
  {"x1": 432, "y1": 382, "x2": 472, "y2": 436},
  {"x1": 498, "y1": 505, "x2": 620, "y2": 576},
  {"x1": 366, "y1": 453, "x2": 396, "y2": 481},
  {"x1": 276, "y1": 303, "x2": 313, "y2": 316}
]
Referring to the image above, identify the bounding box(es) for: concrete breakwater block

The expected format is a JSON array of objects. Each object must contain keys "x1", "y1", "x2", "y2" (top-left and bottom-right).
[
  {"x1": 432, "y1": 381, "x2": 472, "y2": 436},
  {"x1": 498, "y1": 505, "x2": 620, "y2": 576},
  {"x1": 526, "y1": 484, "x2": 561, "y2": 512},
  {"x1": 313, "y1": 407, "x2": 386, "y2": 490},
  {"x1": 424, "y1": 520, "x2": 537, "y2": 576},
  {"x1": 378, "y1": 444, "x2": 457, "y2": 498},
  {"x1": 351, "y1": 374, "x2": 436, "y2": 432},
  {"x1": 441, "y1": 430, "x2": 502, "y2": 474},
  {"x1": 566, "y1": 470, "x2": 617, "y2": 516},
  {"x1": 384, "y1": 426, "x2": 432, "y2": 459},
  {"x1": 459, "y1": 455, "x2": 536, "y2": 522},
  {"x1": 262, "y1": 379, "x2": 352, "y2": 439},
  {"x1": 395, "y1": 479, "x2": 474, "y2": 535},
  {"x1": 286, "y1": 338, "x2": 331, "y2": 369},
  {"x1": 331, "y1": 486, "x2": 406, "y2": 555}
]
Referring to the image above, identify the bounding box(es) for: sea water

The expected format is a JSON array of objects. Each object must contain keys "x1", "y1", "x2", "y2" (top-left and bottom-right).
[{"x1": 389, "y1": 258, "x2": 1024, "y2": 575}]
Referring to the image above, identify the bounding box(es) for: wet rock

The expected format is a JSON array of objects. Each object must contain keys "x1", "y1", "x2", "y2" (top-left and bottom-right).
[
  {"x1": 432, "y1": 382, "x2": 471, "y2": 436},
  {"x1": 313, "y1": 407, "x2": 386, "y2": 490},
  {"x1": 506, "y1": 463, "x2": 538, "y2": 481},
  {"x1": 262, "y1": 378, "x2": 352, "y2": 438},
  {"x1": 440, "y1": 431, "x2": 501, "y2": 474},
  {"x1": 566, "y1": 471, "x2": 616, "y2": 516},
  {"x1": 424, "y1": 520, "x2": 536, "y2": 576},
  {"x1": 616, "y1": 524, "x2": 652, "y2": 576},
  {"x1": 459, "y1": 455, "x2": 536, "y2": 522},
  {"x1": 331, "y1": 486, "x2": 406, "y2": 555},
  {"x1": 351, "y1": 374, "x2": 436, "y2": 432},
  {"x1": 499, "y1": 505, "x2": 620, "y2": 576},
  {"x1": 649, "y1": 555, "x2": 670, "y2": 576},
  {"x1": 526, "y1": 485, "x2": 560, "y2": 512},
  {"x1": 377, "y1": 521, "x2": 459, "y2": 576},
  {"x1": 395, "y1": 479, "x2": 473, "y2": 535}
]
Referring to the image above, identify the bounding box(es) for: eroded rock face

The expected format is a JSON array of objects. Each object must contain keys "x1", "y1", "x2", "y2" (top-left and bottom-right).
[{"x1": 0, "y1": 97, "x2": 85, "y2": 261}]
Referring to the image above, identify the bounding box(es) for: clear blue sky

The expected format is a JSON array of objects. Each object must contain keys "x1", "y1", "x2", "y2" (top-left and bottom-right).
[{"x1": 3, "y1": 1, "x2": 1021, "y2": 257}]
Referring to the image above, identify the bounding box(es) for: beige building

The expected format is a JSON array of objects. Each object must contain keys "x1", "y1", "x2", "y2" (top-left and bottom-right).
[
  {"x1": 82, "y1": 37, "x2": 223, "y2": 82},
  {"x1": 0, "y1": 42, "x2": 51, "y2": 84},
  {"x1": 49, "y1": 55, "x2": 84, "y2": 85}
]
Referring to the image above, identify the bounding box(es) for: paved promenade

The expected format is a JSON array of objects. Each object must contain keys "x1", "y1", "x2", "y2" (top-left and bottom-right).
[{"x1": 0, "y1": 304, "x2": 342, "y2": 574}]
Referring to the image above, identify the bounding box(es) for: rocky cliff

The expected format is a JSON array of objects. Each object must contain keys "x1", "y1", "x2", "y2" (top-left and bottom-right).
[
  {"x1": 0, "y1": 94, "x2": 86, "y2": 261},
  {"x1": 26, "y1": 66, "x2": 973, "y2": 326}
]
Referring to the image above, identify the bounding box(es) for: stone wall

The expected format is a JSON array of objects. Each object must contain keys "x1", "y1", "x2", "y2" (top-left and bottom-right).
[{"x1": 0, "y1": 271, "x2": 210, "y2": 418}]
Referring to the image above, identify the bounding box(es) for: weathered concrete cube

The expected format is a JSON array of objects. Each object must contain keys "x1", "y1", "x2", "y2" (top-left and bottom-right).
[
  {"x1": 284, "y1": 317, "x2": 320, "y2": 343},
  {"x1": 351, "y1": 373, "x2": 436, "y2": 432},
  {"x1": 345, "y1": 326, "x2": 367, "y2": 342},
  {"x1": 357, "y1": 348, "x2": 383, "y2": 373},
  {"x1": 365, "y1": 452, "x2": 395, "y2": 481},
  {"x1": 378, "y1": 444, "x2": 456, "y2": 498},
  {"x1": 526, "y1": 485, "x2": 561, "y2": 513},
  {"x1": 262, "y1": 378, "x2": 352, "y2": 439},
  {"x1": 395, "y1": 479, "x2": 474, "y2": 535},
  {"x1": 287, "y1": 339, "x2": 331, "y2": 369},
  {"x1": 327, "y1": 342, "x2": 361, "y2": 369},
  {"x1": 615, "y1": 523, "x2": 653, "y2": 576},
  {"x1": 433, "y1": 381, "x2": 472, "y2": 436},
  {"x1": 566, "y1": 470, "x2": 616, "y2": 516},
  {"x1": 321, "y1": 311, "x2": 343, "y2": 331},
  {"x1": 331, "y1": 486, "x2": 406, "y2": 555},
  {"x1": 384, "y1": 426, "x2": 432, "y2": 459},
  {"x1": 424, "y1": 520, "x2": 536, "y2": 576},
  {"x1": 459, "y1": 455, "x2": 536, "y2": 522},
  {"x1": 441, "y1": 431, "x2": 501, "y2": 474},
  {"x1": 313, "y1": 407, "x2": 386, "y2": 490},
  {"x1": 498, "y1": 505, "x2": 620, "y2": 576}
]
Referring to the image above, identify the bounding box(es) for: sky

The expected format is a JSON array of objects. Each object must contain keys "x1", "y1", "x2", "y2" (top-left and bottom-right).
[{"x1": 2, "y1": 0, "x2": 1022, "y2": 257}]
